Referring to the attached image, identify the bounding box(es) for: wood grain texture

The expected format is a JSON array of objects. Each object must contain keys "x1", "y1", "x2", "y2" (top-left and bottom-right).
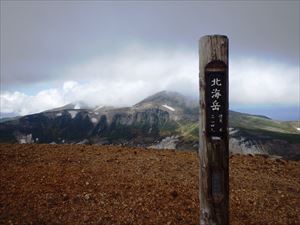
[{"x1": 199, "y1": 35, "x2": 229, "y2": 225}]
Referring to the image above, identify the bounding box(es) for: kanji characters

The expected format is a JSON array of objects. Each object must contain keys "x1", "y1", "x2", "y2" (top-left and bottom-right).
[
  {"x1": 211, "y1": 78, "x2": 221, "y2": 87},
  {"x1": 211, "y1": 88, "x2": 221, "y2": 99},
  {"x1": 207, "y1": 75, "x2": 225, "y2": 135},
  {"x1": 218, "y1": 114, "x2": 223, "y2": 123},
  {"x1": 211, "y1": 100, "x2": 221, "y2": 111}
]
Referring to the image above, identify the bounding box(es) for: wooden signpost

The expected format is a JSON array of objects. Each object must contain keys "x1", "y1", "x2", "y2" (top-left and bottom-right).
[{"x1": 199, "y1": 35, "x2": 229, "y2": 225}]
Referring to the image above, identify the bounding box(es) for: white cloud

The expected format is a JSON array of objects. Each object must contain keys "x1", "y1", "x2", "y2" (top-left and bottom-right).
[
  {"x1": 1, "y1": 89, "x2": 64, "y2": 115},
  {"x1": 0, "y1": 45, "x2": 299, "y2": 116},
  {"x1": 63, "y1": 80, "x2": 79, "y2": 92},
  {"x1": 230, "y1": 58, "x2": 299, "y2": 105}
]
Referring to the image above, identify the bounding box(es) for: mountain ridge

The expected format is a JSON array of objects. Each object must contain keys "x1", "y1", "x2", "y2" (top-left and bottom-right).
[{"x1": 0, "y1": 91, "x2": 299, "y2": 160}]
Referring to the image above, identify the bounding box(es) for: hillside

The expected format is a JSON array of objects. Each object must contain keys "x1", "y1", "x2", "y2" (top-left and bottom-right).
[
  {"x1": 0, "y1": 91, "x2": 299, "y2": 159},
  {"x1": 0, "y1": 144, "x2": 299, "y2": 225}
]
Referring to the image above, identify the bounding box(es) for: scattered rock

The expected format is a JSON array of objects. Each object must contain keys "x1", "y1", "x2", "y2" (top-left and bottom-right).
[
  {"x1": 62, "y1": 193, "x2": 69, "y2": 201},
  {"x1": 84, "y1": 194, "x2": 91, "y2": 200},
  {"x1": 170, "y1": 191, "x2": 178, "y2": 198}
]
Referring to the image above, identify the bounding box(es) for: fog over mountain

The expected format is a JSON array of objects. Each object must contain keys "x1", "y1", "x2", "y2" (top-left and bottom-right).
[{"x1": 1, "y1": 1, "x2": 299, "y2": 120}]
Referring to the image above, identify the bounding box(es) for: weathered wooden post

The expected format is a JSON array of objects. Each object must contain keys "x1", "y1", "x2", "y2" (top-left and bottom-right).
[{"x1": 199, "y1": 35, "x2": 229, "y2": 225}]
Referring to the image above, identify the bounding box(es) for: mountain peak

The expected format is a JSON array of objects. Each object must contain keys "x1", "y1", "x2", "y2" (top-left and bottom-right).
[
  {"x1": 135, "y1": 90, "x2": 197, "y2": 108},
  {"x1": 44, "y1": 101, "x2": 92, "y2": 112}
]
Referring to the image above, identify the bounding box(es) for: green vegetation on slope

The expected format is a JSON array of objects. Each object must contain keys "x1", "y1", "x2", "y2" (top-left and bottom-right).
[
  {"x1": 229, "y1": 111, "x2": 299, "y2": 134},
  {"x1": 176, "y1": 122, "x2": 198, "y2": 142}
]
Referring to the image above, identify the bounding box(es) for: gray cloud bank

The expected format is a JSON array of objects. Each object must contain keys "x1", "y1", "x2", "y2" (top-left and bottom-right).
[
  {"x1": 0, "y1": 1, "x2": 299, "y2": 118},
  {"x1": 1, "y1": 45, "x2": 299, "y2": 116}
]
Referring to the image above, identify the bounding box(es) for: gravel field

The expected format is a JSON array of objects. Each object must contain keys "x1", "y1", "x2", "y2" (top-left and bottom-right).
[{"x1": 0, "y1": 144, "x2": 299, "y2": 225}]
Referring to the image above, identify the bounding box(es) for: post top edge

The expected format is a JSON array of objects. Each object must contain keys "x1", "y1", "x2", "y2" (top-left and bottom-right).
[{"x1": 199, "y1": 35, "x2": 228, "y2": 41}]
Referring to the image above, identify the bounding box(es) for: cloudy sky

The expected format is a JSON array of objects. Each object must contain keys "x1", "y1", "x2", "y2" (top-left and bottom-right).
[{"x1": 1, "y1": 1, "x2": 299, "y2": 120}]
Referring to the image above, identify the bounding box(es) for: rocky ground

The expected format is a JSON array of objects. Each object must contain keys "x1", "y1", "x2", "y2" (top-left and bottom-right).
[{"x1": 0, "y1": 144, "x2": 299, "y2": 225}]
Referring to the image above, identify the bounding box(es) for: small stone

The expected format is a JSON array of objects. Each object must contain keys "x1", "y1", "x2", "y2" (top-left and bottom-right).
[
  {"x1": 84, "y1": 194, "x2": 91, "y2": 200},
  {"x1": 83, "y1": 215, "x2": 89, "y2": 222},
  {"x1": 62, "y1": 193, "x2": 69, "y2": 201},
  {"x1": 170, "y1": 191, "x2": 178, "y2": 198}
]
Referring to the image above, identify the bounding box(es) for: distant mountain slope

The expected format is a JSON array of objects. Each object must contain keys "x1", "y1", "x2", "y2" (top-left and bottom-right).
[
  {"x1": 0, "y1": 91, "x2": 299, "y2": 160},
  {"x1": 135, "y1": 90, "x2": 197, "y2": 109},
  {"x1": 44, "y1": 101, "x2": 93, "y2": 112},
  {"x1": 0, "y1": 116, "x2": 21, "y2": 123},
  {"x1": 229, "y1": 111, "x2": 299, "y2": 134}
]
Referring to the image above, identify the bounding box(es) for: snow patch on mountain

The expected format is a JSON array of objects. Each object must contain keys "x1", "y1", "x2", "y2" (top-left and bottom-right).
[
  {"x1": 94, "y1": 105, "x2": 103, "y2": 111},
  {"x1": 229, "y1": 127, "x2": 239, "y2": 135},
  {"x1": 56, "y1": 112, "x2": 62, "y2": 117},
  {"x1": 74, "y1": 104, "x2": 81, "y2": 109},
  {"x1": 162, "y1": 104, "x2": 175, "y2": 112},
  {"x1": 91, "y1": 118, "x2": 98, "y2": 124},
  {"x1": 77, "y1": 139, "x2": 89, "y2": 144},
  {"x1": 68, "y1": 111, "x2": 78, "y2": 119}
]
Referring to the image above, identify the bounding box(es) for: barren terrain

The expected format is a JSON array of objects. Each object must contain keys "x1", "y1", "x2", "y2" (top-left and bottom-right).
[{"x1": 0, "y1": 144, "x2": 299, "y2": 225}]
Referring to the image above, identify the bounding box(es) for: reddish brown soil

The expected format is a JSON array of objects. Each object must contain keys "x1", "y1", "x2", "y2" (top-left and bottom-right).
[{"x1": 0, "y1": 144, "x2": 299, "y2": 225}]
